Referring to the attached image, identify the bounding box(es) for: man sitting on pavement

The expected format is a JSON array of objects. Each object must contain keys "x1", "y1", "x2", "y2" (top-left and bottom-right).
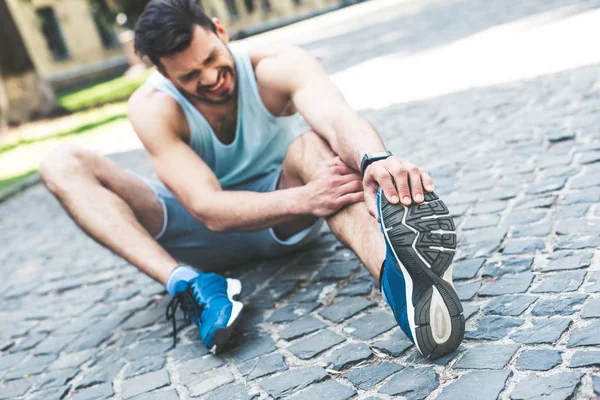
[{"x1": 39, "y1": 0, "x2": 463, "y2": 359}]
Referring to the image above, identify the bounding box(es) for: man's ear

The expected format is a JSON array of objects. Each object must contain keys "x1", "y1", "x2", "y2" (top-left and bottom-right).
[{"x1": 212, "y1": 18, "x2": 230, "y2": 44}]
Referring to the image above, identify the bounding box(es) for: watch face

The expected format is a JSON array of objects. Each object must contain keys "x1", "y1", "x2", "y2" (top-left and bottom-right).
[{"x1": 368, "y1": 151, "x2": 391, "y2": 159}]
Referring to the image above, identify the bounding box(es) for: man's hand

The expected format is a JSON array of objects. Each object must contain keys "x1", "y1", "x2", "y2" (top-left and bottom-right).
[
  {"x1": 304, "y1": 157, "x2": 364, "y2": 217},
  {"x1": 363, "y1": 156, "x2": 435, "y2": 220}
]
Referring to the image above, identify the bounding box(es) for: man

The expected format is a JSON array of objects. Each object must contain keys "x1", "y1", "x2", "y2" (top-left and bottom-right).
[{"x1": 39, "y1": 0, "x2": 463, "y2": 359}]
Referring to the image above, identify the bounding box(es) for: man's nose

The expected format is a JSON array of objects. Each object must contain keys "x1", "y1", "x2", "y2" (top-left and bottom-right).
[{"x1": 199, "y1": 69, "x2": 219, "y2": 87}]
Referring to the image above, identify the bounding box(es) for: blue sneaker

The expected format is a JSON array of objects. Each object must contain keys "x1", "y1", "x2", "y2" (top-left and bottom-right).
[
  {"x1": 377, "y1": 187, "x2": 464, "y2": 359},
  {"x1": 166, "y1": 273, "x2": 243, "y2": 353}
]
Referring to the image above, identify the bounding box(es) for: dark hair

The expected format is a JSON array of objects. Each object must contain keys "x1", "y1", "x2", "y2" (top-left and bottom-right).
[{"x1": 134, "y1": 0, "x2": 216, "y2": 69}]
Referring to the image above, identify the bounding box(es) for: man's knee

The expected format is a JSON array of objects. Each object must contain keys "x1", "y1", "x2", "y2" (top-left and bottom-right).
[{"x1": 39, "y1": 144, "x2": 94, "y2": 192}]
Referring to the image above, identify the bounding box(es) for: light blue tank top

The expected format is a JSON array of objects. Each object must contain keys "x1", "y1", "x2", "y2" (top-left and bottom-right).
[{"x1": 147, "y1": 41, "x2": 303, "y2": 187}]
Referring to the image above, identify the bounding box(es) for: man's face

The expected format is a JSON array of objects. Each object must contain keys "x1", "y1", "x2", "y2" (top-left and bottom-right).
[{"x1": 160, "y1": 24, "x2": 236, "y2": 105}]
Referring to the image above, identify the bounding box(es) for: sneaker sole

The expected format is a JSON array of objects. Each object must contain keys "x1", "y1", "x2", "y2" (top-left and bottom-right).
[
  {"x1": 211, "y1": 278, "x2": 244, "y2": 354},
  {"x1": 379, "y1": 191, "x2": 464, "y2": 359}
]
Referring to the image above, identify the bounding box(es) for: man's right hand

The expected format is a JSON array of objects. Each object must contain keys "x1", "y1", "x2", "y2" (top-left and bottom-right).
[{"x1": 304, "y1": 157, "x2": 364, "y2": 217}]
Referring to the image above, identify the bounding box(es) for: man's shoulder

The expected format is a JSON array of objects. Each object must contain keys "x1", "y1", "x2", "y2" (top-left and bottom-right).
[{"x1": 127, "y1": 83, "x2": 188, "y2": 140}]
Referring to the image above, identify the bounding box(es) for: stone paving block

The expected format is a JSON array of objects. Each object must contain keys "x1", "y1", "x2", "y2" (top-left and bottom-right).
[
  {"x1": 5, "y1": 354, "x2": 57, "y2": 380},
  {"x1": 584, "y1": 272, "x2": 600, "y2": 293},
  {"x1": 579, "y1": 150, "x2": 600, "y2": 164},
  {"x1": 343, "y1": 361, "x2": 403, "y2": 390},
  {"x1": 514, "y1": 196, "x2": 555, "y2": 210},
  {"x1": 502, "y1": 239, "x2": 545, "y2": 255},
  {"x1": 479, "y1": 272, "x2": 534, "y2": 296},
  {"x1": 455, "y1": 281, "x2": 481, "y2": 301},
  {"x1": 452, "y1": 258, "x2": 485, "y2": 280},
  {"x1": 555, "y1": 234, "x2": 600, "y2": 250},
  {"x1": 130, "y1": 388, "x2": 180, "y2": 400},
  {"x1": 515, "y1": 350, "x2": 562, "y2": 371},
  {"x1": 259, "y1": 366, "x2": 328, "y2": 399},
  {"x1": 169, "y1": 343, "x2": 210, "y2": 363},
  {"x1": 314, "y1": 261, "x2": 358, "y2": 281},
  {"x1": 568, "y1": 320, "x2": 600, "y2": 348},
  {"x1": 287, "y1": 329, "x2": 345, "y2": 360},
  {"x1": 288, "y1": 283, "x2": 330, "y2": 303},
  {"x1": 10, "y1": 332, "x2": 47, "y2": 353},
  {"x1": 121, "y1": 369, "x2": 170, "y2": 399},
  {"x1": 204, "y1": 383, "x2": 258, "y2": 400},
  {"x1": 178, "y1": 355, "x2": 225, "y2": 384},
  {"x1": 463, "y1": 303, "x2": 479, "y2": 320},
  {"x1": 187, "y1": 369, "x2": 234, "y2": 398},
  {"x1": 481, "y1": 257, "x2": 533, "y2": 278},
  {"x1": 569, "y1": 351, "x2": 600, "y2": 367},
  {"x1": 503, "y1": 210, "x2": 546, "y2": 227},
  {"x1": 471, "y1": 201, "x2": 507, "y2": 215},
  {"x1": 553, "y1": 204, "x2": 589, "y2": 218},
  {"x1": 27, "y1": 386, "x2": 70, "y2": 400},
  {"x1": 462, "y1": 215, "x2": 500, "y2": 230},
  {"x1": 326, "y1": 343, "x2": 372, "y2": 371},
  {"x1": 33, "y1": 334, "x2": 78, "y2": 355},
  {"x1": 378, "y1": 367, "x2": 438, "y2": 399},
  {"x1": 581, "y1": 297, "x2": 600, "y2": 318},
  {"x1": 531, "y1": 270, "x2": 586, "y2": 293},
  {"x1": 230, "y1": 335, "x2": 277, "y2": 363},
  {"x1": 531, "y1": 294, "x2": 585, "y2": 316},
  {"x1": 279, "y1": 315, "x2": 326, "y2": 341},
  {"x1": 288, "y1": 380, "x2": 356, "y2": 400},
  {"x1": 371, "y1": 329, "x2": 414, "y2": 357},
  {"x1": 483, "y1": 294, "x2": 537, "y2": 316},
  {"x1": 510, "y1": 318, "x2": 571, "y2": 344},
  {"x1": 49, "y1": 349, "x2": 95, "y2": 370},
  {"x1": 511, "y1": 222, "x2": 553, "y2": 238},
  {"x1": 344, "y1": 311, "x2": 396, "y2": 340},
  {"x1": 123, "y1": 355, "x2": 165, "y2": 379},
  {"x1": 0, "y1": 351, "x2": 26, "y2": 372},
  {"x1": 71, "y1": 383, "x2": 114, "y2": 400},
  {"x1": 125, "y1": 339, "x2": 173, "y2": 361},
  {"x1": 436, "y1": 370, "x2": 511, "y2": 400},
  {"x1": 464, "y1": 316, "x2": 524, "y2": 340},
  {"x1": 511, "y1": 372, "x2": 583, "y2": 400},
  {"x1": 543, "y1": 251, "x2": 593, "y2": 271},
  {"x1": 268, "y1": 302, "x2": 320, "y2": 323},
  {"x1": 338, "y1": 280, "x2": 373, "y2": 296},
  {"x1": 318, "y1": 297, "x2": 376, "y2": 323},
  {"x1": 0, "y1": 378, "x2": 30, "y2": 398},
  {"x1": 34, "y1": 368, "x2": 78, "y2": 391},
  {"x1": 243, "y1": 353, "x2": 288, "y2": 380},
  {"x1": 593, "y1": 376, "x2": 600, "y2": 396},
  {"x1": 454, "y1": 344, "x2": 519, "y2": 369}
]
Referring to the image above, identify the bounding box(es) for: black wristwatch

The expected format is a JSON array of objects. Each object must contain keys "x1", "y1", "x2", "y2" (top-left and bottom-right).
[{"x1": 360, "y1": 151, "x2": 392, "y2": 176}]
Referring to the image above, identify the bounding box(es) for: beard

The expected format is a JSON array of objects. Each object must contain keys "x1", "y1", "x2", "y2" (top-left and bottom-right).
[{"x1": 194, "y1": 66, "x2": 236, "y2": 105}]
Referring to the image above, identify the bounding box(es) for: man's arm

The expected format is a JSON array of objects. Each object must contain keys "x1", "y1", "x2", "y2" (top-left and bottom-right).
[
  {"x1": 254, "y1": 46, "x2": 435, "y2": 217},
  {"x1": 127, "y1": 89, "x2": 360, "y2": 232}
]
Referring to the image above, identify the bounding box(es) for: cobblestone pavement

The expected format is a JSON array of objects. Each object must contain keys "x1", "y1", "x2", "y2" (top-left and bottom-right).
[{"x1": 2, "y1": 0, "x2": 600, "y2": 399}]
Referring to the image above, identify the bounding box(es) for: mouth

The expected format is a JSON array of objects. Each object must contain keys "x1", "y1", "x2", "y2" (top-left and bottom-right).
[{"x1": 205, "y1": 71, "x2": 230, "y2": 96}]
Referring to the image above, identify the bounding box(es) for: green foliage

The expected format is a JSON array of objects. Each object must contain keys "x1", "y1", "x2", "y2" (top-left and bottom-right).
[{"x1": 57, "y1": 71, "x2": 150, "y2": 112}]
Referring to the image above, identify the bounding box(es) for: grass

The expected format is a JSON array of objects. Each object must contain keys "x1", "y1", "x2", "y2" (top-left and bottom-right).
[
  {"x1": 58, "y1": 69, "x2": 152, "y2": 112},
  {"x1": 0, "y1": 169, "x2": 37, "y2": 192},
  {"x1": 0, "y1": 103, "x2": 128, "y2": 155},
  {"x1": 0, "y1": 118, "x2": 132, "y2": 196}
]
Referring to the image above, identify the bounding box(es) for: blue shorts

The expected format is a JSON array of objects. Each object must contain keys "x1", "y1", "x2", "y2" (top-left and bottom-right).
[{"x1": 135, "y1": 168, "x2": 324, "y2": 271}]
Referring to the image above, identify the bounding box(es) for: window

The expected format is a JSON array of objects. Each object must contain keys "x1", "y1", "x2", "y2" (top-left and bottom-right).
[
  {"x1": 36, "y1": 7, "x2": 70, "y2": 61},
  {"x1": 92, "y1": 11, "x2": 120, "y2": 49}
]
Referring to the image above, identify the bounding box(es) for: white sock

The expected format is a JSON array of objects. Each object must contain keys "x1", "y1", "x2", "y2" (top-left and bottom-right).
[{"x1": 166, "y1": 265, "x2": 200, "y2": 296}]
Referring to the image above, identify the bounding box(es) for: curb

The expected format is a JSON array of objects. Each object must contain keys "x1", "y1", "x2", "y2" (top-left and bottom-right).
[{"x1": 0, "y1": 173, "x2": 41, "y2": 204}]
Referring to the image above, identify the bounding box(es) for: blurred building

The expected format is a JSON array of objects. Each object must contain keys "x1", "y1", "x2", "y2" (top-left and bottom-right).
[
  {"x1": 0, "y1": 0, "x2": 361, "y2": 127},
  {"x1": 0, "y1": 0, "x2": 126, "y2": 126}
]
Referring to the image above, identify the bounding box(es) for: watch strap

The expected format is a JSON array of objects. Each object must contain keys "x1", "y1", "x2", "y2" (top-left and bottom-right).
[{"x1": 361, "y1": 151, "x2": 392, "y2": 176}]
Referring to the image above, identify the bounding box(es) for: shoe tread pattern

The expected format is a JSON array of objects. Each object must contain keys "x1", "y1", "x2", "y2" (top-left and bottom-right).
[{"x1": 381, "y1": 192, "x2": 464, "y2": 359}]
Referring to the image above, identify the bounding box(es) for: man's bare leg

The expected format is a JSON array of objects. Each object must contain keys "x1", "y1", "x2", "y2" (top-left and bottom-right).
[
  {"x1": 277, "y1": 131, "x2": 386, "y2": 280},
  {"x1": 39, "y1": 144, "x2": 178, "y2": 284}
]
